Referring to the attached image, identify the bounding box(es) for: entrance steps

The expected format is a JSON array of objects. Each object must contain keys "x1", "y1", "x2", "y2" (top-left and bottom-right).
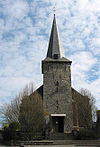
[
  {"x1": 53, "y1": 139, "x2": 100, "y2": 146},
  {"x1": 49, "y1": 133, "x2": 73, "y2": 140},
  {"x1": 5, "y1": 139, "x2": 100, "y2": 146}
]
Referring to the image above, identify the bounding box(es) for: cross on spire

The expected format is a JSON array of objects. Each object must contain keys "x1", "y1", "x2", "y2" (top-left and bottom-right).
[{"x1": 53, "y1": 6, "x2": 56, "y2": 15}]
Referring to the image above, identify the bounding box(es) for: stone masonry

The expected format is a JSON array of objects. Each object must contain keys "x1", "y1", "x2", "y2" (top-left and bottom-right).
[
  {"x1": 41, "y1": 15, "x2": 74, "y2": 133},
  {"x1": 42, "y1": 59, "x2": 73, "y2": 133}
]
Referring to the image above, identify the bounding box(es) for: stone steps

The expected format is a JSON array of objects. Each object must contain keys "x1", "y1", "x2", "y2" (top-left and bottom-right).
[
  {"x1": 5, "y1": 139, "x2": 100, "y2": 146},
  {"x1": 15, "y1": 140, "x2": 54, "y2": 146},
  {"x1": 53, "y1": 139, "x2": 100, "y2": 146},
  {"x1": 49, "y1": 133, "x2": 73, "y2": 140}
]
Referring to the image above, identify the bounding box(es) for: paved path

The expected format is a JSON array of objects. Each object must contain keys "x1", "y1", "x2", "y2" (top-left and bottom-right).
[
  {"x1": 0, "y1": 145, "x2": 99, "y2": 147},
  {"x1": 0, "y1": 140, "x2": 100, "y2": 147},
  {"x1": 26, "y1": 145, "x2": 98, "y2": 147}
]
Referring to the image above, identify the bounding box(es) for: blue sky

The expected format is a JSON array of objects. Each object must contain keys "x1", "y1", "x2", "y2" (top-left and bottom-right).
[{"x1": 0, "y1": 0, "x2": 100, "y2": 109}]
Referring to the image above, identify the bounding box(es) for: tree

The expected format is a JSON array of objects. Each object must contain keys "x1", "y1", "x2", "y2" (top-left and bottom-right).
[
  {"x1": 22, "y1": 82, "x2": 35, "y2": 96},
  {"x1": 19, "y1": 91, "x2": 45, "y2": 133},
  {"x1": 0, "y1": 82, "x2": 46, "y2": 140},
  {"x1": 0, "y1": 95, "x2": 21, "y2": 126},
  {"x1": 96, "y1": 110, "x2": 100, "y2": 137},
  {"x1": 0, "y1": 82, "x2": 35, "y2": 127},
  {"x1": 72, "y1": 88, "x2": 96, "y2": 128},
  {"x1": 79, "y1": 88, "x2": 97, "y2": 122},
  {"x1": 78, "y1": 94, "x2": 92, "y2": 128},
  {"x1": 74, "y1": 88, "x2": 97, "y2": 128}
]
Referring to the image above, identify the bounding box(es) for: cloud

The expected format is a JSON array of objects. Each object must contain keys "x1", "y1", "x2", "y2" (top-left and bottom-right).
[
  {"x1": 70, "y1": 51, "x2": 96, "y2": 86},
  {"x1": 0, "y1": 0, "x2": 100, "y2": 109},
  {"x1": 71, "y1": 51, "x2": 97, "y2": 72},
  {"x1": 70, "y1": 50, "x2": 100, "y2": 107}
]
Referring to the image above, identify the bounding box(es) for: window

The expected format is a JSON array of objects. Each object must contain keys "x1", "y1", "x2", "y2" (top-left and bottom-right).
[
  {"x1": 54, "y1": 54, "x2": 59, "y2": 59},
  {"x1": 56, "y1": 81, "x2": 59, "y2": 86}
]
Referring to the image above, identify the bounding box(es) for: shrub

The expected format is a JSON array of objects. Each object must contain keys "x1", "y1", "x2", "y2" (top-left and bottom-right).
[
  {"x1": 76, "y1": 128, "x2": 97, "y2": 139},
  {"x1": 2, "y1": 122, "x2": 20, "y2": 141}
]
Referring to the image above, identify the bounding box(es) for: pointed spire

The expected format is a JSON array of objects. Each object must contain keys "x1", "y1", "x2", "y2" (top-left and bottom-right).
[{"x1": 47, "y1": 15, "x2": 65, "y2": 59}]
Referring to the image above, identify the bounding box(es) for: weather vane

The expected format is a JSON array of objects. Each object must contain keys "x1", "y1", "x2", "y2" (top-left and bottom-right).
[
  {"x1": 48, "y1": 5, "x2": 56, "y2": 16},
  {"x1": 53, "y1": 6, "x2": 56, "y2": 15}
]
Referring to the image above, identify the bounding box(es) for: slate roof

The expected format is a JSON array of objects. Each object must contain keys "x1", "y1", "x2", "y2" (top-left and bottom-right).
[
  {"x1": 46, "y1": 14, "x2": 65, "y2": 59},
  {"x1": 43, "y1": 57, "x2": 72, "y2": 63},
  {"x1": 43, "y1": 15, "x2": 72, "y2": 63}
]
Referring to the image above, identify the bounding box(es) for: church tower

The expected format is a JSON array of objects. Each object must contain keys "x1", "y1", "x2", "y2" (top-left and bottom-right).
[{"x1": 42, "y1": 15, "x2": 73, "y2": 133}]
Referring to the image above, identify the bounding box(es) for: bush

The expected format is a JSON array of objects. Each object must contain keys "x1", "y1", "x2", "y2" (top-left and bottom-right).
[
  {"x1": 2, "y1": 122, "x2": 20, "y2": 141},
  {"x1": 76, "y1": 128, "x2": 97, "y2": 139}
]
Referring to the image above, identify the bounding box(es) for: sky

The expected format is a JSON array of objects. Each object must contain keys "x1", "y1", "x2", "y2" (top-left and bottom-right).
[{"x1": 0, "y1": 0, "x2": 100, "y2": 109}]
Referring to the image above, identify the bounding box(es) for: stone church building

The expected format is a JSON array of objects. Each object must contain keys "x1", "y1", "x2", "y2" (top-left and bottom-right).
[{"x1": 34, "y1": 15, "x2": 92, "y2": 134}]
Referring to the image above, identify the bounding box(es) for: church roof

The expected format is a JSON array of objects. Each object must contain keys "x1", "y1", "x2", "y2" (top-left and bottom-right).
[
  {"x1": 43, "y1": 57, "x2": 71, "y2": 63},
  {"x1": 47, "y1": 14, "x2": 65, "y2": 59},
  {"x1": 43, "y1": 15, "x2": 71, "y2": 63}
]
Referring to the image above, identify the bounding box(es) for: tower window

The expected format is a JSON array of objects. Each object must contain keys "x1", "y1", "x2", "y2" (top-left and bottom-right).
[
  {"x1": 54, "y1": 54, "x2": 59, "y2": 59},
  {"x1": 56, "y1": 81, "x2": 59, "y2": 86}
]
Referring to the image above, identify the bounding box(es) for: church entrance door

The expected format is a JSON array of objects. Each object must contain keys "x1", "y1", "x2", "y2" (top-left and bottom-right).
[{"x1": 52, "y1": 116, "x2": 64, "y2": 133}]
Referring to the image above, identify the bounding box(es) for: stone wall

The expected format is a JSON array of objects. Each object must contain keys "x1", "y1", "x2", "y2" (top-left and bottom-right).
[{"x1": 42, "y1": 60, "x2": 73, "y2": 133}]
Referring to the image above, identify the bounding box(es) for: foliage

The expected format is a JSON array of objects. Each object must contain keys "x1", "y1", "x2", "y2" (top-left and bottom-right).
[
  {"x1": 9, "y1": 122, "x2": 20, "y2": 131},
  {"x1": 0, "y1": 96, "x2": 21, "y2": 126},
  {"x1": 76, "y1": 88, "x2": 97, "y2": 128},
  {"x1": 19, "y1": 91, "x2": 46, "y2": 134},
  {"x1": 0, "y1": 82, "x2": 46, "y2": 140},
  {"x1": 75, "y1": 128, "x2": 97, "y2": 140},
  {"x1": 96, "y1": 110, "x2": 100, "y2": 122},
  {"x1": 2, "y1": 122, "x2": 20, "y2": 141},
  {"x1": 95, "y1": 110, "x2": 100, "y2": 137},
  {"x1": 79, "y1": 96, "x2": 92, "y2": 128},
  {"x1": 72, "y1": 88, "x2": 94, "y2": 128},
  {"x1": 0, "y1": 82, "x2": 35, "y2": 126},
  {"x1": 80, "y1": 88, "x2": 97, "y2": 121}
]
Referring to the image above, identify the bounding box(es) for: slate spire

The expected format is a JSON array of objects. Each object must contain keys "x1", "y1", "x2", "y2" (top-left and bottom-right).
[{"x1": 47, "y1": 14, "x2": 65, "y2": 59}]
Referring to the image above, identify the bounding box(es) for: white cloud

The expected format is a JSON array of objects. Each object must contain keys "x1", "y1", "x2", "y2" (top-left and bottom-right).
[
  {"x1": 2, "y1": 0, "x2": 28, "y2": 19},
  {"x1": 70, "y1": 51, "x2": 99, "y2": 107},
  {"x1": 71, "y1": 51, "x2": 96, "y2": 72},
  {"x1": 0, "y1": 0, "x2": 100, "y2": 109},
  {"x1": 90, "y1": 38, "x2": 100, "y2": 54}
]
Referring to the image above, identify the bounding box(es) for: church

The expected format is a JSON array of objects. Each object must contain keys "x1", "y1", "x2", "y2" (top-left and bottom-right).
[{"x1": 34, "y1": 15, "x2": 92, "y2": 134}]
